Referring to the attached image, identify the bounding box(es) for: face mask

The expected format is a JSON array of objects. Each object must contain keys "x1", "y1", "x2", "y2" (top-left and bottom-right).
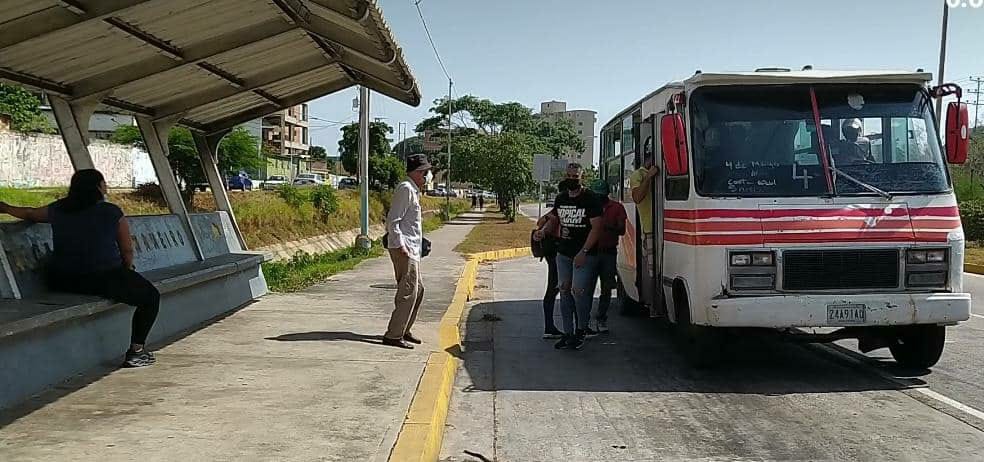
[{"x1": 559, "y1": 179, "x2": 580, "y2": 193}]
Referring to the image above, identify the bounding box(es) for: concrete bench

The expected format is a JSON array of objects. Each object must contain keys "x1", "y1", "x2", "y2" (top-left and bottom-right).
[{"x1": 0, "y1": 212, "x2": 267, "y2": 411}]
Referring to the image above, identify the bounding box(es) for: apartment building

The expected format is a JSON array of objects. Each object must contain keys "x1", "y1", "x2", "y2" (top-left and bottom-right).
[{"x1": 539, "y1": 101, "x2": 596, "y2": 169}]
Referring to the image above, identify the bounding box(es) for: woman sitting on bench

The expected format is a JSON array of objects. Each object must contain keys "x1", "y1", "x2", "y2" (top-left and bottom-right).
[{"x1": 0, "y1": 169, "x2": 160, "y2": 368}]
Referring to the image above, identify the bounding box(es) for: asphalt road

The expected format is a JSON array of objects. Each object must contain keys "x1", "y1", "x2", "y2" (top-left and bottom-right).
[{"x1": 440, "y1": 257, "x2": 984, "y2": 462}]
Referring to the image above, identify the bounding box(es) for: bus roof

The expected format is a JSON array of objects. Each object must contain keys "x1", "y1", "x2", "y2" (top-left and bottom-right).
[
  {"x1": 685, "y1": 69, "x2": 933, "y2": 88},
  {"x1": 601, "y1": 69, "x2": 932, "y2": 130}
]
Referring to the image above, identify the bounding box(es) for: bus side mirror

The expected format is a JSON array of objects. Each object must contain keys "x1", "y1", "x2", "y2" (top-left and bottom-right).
[
  {"x1": 660, "y1": 114, "x2": 689, "y2": 176},
  {"x1": 945, "y1": 101, "x2": 969, "y2": 165}
]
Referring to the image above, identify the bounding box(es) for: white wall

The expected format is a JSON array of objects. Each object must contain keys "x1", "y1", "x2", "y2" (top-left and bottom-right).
[{"x1": 0, "y1": 131, "x2": 152, "y2": 188}]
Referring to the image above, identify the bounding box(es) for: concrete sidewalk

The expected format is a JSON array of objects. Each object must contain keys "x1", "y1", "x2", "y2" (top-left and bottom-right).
[{"x1": 0, "y1": 212, "x2": 484, "y2": 462}]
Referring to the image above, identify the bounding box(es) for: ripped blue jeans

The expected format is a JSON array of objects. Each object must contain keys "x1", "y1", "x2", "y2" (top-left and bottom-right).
[{"x1": 555, "y1": 253, "x2": 599, "y2": 335}]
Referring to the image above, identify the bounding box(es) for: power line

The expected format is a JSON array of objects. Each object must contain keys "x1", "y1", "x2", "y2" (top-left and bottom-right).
[
  {"x1": 968, "y1": 75, "x2": 983, "y2": 128},
  {"x1": 414, "y1": 0, "x2": 452, "y2": 83}
]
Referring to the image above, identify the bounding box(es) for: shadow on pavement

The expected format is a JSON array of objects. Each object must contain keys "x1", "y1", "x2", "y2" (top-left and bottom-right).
[
  {"x1": 459, "y1": 299, "x2": 920, "y2": 395},
  {"x1": 266, "y1": 331, "x2": 384, "y2": 345}
]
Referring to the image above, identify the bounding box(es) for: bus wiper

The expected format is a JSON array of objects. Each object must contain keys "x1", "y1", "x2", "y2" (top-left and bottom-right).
[{"x1": 829, "y1": 166, "x2": 893, "y2": 199}]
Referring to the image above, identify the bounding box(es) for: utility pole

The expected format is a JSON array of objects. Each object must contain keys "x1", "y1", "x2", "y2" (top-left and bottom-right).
[
  {"x1": 445, "y1": 79, "x2": 453, "y2": 207},
  {"x1": 935, "y1": 1, "x2": 949, "y2": 125},
  {"x1": 356, "y1": 86, "x2": 371, "y2": 250},
  {"x1": 969, "y1": 75, "x2": 984, "y2": 128}
]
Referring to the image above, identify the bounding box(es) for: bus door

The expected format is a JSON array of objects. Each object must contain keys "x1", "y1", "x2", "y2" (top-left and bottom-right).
[{"x1": 638, "y1": 114, "x2": 664, "y2": 316}]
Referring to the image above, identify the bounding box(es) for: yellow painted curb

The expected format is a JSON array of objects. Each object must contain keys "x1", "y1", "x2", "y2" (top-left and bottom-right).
[
  {"x1": 966, "y1": 263, "x2": 984, "y2": 275},
  {"x1": 387, "y1": 247, "x2": 531, "y2": 462}
]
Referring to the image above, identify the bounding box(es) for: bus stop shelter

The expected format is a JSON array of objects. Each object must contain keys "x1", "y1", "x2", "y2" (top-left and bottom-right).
[{"x1": 0, "y1": 0, "x2": 420, "y2": 410}]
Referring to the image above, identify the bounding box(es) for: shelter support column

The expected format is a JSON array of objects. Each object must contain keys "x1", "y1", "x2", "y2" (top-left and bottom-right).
[
  {"x1": 193, "y1": 131, "x2": 248, "y2": 250},
  {"x1": 136, "y1": 116, "x2": 205, "y2": 261},
  {"x1": 48, "y1": 95, "x2": 97, "y2": 171}
]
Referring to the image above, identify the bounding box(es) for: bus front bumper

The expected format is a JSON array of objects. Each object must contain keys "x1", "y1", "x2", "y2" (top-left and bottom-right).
[{"x1": 704, "y1": 292, "x2": 971, "y2": 328}]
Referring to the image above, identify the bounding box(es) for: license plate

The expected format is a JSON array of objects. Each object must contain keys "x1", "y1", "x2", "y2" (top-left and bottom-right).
[{"x1": 827, "y1": 304, "x2": 867, "y2": 324}]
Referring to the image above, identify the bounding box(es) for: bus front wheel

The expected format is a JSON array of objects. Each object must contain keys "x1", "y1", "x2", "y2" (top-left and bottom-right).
[
  {"x1": 889, "y1": 325, "x2": 946, "y2": 369},
  {"x1": 673, "y1": 284, "x2": 721, "y2": 368}
]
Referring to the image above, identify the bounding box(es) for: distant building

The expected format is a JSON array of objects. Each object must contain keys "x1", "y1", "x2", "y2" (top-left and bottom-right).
[{"x1": 539, "y1": 101, "x2": 596, "y2": 169}]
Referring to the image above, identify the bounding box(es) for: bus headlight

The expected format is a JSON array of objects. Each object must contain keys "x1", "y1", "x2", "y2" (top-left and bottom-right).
[
  {"x1": 905, "y1": 248, "x2": 948, "y2": 289},
  {"x1": 729, "y1": 251, "x2": 776, "y2": 291},
  {"x1": 730, "y1": 252, "x2": 774, "y2": 266}
]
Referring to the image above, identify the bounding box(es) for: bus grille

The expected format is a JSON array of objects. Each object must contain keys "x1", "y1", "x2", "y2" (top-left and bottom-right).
[{"x1": 782, "y1": 249, "x2": 899, "y2": 290}]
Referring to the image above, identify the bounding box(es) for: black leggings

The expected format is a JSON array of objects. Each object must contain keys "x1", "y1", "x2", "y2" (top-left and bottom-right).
[
  {"x1": 50, "y1": 268, "x2": 161, "y2": 345},
  {"x1": 543, "y1": 254, "x2": 560, "y2": 331}
]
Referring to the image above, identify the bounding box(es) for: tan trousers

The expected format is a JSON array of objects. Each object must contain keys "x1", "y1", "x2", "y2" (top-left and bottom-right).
[{"x1": 385, "y1": 249, "x2": 425, "y2": 340}]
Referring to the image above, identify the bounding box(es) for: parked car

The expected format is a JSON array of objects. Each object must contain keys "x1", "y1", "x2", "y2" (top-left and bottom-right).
[
  {"x1": 426, "y1": 188, "x2": 446, "y2": 197},
  {"x1": 338, "y1": 177, "x2": 358, "y2": 190},
  {"x1": 261, "y1": 175, "x2": 288, "y2": 190},
  {"x1": 293, "y1": 173, "x2": 325, "y2": 187},
  {"x1": 228, "y1": 173, "x2": 253, "y2": 191}
]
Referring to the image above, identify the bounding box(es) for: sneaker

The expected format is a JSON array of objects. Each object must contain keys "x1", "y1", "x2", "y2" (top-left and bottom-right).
[
  {"x1": 122, "y1": 350, "x2": 155, "y2": 368},
  {"x1": 543, "y1": 328, "x2": 564, "y2": 339},
  {"x1": 566, "y1": 334, "x2": 585, "y2": 350},
  {"x1": 582, "y1": 327, "x2": 600, "y2": 338},
  {"x1": 596, "y1": 320, "x2": 609, "y2": 333},
  {"x1": 554, "y1": 335, "x2": 571, "y2": 349}
]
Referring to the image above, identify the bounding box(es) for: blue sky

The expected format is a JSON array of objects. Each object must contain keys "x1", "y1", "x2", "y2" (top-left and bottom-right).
[{"x1": 308, "y1": 0, "x2": 984, "y2": 164}]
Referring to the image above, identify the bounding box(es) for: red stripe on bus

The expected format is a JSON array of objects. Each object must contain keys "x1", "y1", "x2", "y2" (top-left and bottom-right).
[
  {"x1": 663, "y1": 231, "x2": 952, "y2": 246},
  {"x1": 663, "y1": 206, "x2": 958, "y2": 220},
  {"x1": 663, "y1": 218, "x2": 960, "y2": 233}
]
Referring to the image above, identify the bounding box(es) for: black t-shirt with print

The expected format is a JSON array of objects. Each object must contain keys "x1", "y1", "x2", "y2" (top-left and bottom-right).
[{"x1": 554, "y1": 189, "x2": 603, "y2": 257}]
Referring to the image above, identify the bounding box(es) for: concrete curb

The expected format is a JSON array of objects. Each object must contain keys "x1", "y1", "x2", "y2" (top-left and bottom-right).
[
  {"x1": 966, "y1": 263, "x2": 984, "y2": 275},
  {"x1": 387, "y1": 247, "x2": 532, "y2": 462}
]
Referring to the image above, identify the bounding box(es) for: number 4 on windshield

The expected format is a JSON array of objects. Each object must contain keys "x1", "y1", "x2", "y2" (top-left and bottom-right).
[{"x1": 792, "y1": 163, "x2": 813, "y2": 189}]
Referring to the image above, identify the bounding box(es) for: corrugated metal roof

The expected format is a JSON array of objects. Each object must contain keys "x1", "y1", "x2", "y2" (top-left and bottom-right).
[{"x1": 0, "y1": 0, "x2": 420, "y2": 135}]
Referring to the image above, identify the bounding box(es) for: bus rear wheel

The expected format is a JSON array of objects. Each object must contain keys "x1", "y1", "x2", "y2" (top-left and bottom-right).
[{"x1": 889, "y1": 325, "x2": 945, "y2": 369}]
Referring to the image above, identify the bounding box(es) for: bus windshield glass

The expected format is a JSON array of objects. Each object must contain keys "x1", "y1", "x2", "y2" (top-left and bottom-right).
[{"x1": 690, "y1": 84, "x2": 949, "y2": 197}]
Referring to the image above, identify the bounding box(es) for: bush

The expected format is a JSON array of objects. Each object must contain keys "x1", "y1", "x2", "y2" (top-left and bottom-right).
[
  {"x1": 276, "y1": 183, "x2": 306, "y2": 209},
  {"x1": 960, "y1": 200, "x2": 984, "y2": 242},
  {"x1": 310, "y1": 184, "x2": 340, "y2": 218}
]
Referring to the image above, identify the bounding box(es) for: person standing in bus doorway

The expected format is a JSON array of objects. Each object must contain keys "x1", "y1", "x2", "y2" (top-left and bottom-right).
[
  {"x1": 588, "y1": 179, "x2": 626, "y2": 333},
  {"x1": 553, "y1": 163, "x2": 604, "y2": 350},
  {"x1": 630, "y1": 148, "x2": 661, "y2": 317}
]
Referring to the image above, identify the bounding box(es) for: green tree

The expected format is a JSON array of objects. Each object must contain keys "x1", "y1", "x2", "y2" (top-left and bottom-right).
[
  {"x1": 413, "y1": 95, "x2": 583, "y2": 221},
  {"x1": 338, "y1": 121, "x2": 404, "y2": 190},
  {"x1": 309, "y1": 145, "x2": 328, "y2": 161},
  {"x1": 112, "y1": 125, "x2": 263, "y2": 202},
  {"x1": 0, "y1": 84, "x2": 54, "y2": 133}
]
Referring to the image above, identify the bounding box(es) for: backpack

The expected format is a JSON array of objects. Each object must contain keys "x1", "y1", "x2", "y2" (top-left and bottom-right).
[{"x1": 530, "y1": 231, "x2": 557, "y2": 259}]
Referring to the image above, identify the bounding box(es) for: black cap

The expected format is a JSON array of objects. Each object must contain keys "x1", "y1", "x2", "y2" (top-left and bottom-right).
[{"x1": 406, "y1": 154, "x2": 432, "y2": 173}]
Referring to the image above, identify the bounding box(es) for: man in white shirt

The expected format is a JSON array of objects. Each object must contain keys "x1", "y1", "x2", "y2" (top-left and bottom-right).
[{"x1": 383, "y1": 154, "x2": 432, "y2": 349}]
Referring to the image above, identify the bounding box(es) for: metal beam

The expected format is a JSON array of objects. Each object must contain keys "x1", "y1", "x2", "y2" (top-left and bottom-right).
[
  {"x1": 0, "y1": 0, "x2": 152, "y2": 50},
  {"x1": 72, "y1": 20, "x2": 297, "y2": 99},
  {"x1": 0, "y1": 68, "x2": 72, "y2": 95},
  {"x1": 196, "y1": 63, "x2": 244, "y2": 88},
  {"x1": 104, "y1": 17, "x2": 183, "y2": 61},
  {"x1": 192, "y1": 131, "x2": 249, "y2": 250},
  {"x1": 272, "y1": 0, "x2": 393, "y2": 63},
  {"x1": 48, "y1": 95, "x2": 96, "y2": 170},
  {"x1": 252, "y1": 89, "x2": 284, "y2": 107},
  {"x1": 152, "y1": 56, "x2": 328, "y2": 120},
  {"x1": 136, "y1": 116, "x2": 205, "y2": 261},
  {"x1": 57, "y1": 0, "x2": 87, "y2": 15}
]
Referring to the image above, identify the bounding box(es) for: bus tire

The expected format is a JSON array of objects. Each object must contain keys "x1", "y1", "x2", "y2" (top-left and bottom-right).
[
  {"x1": 617, "y1": 276, "x2": 641, "y2": 316},
  {"x1": 889, "y1": 325, "x2": 945, "y2": 369},
  {"x1": 673, "y1": 282, "x2": 721, "y2": 368}
]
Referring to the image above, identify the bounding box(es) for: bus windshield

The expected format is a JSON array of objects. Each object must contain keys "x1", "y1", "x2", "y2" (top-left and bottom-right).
[{"x1": 690, "y1": 84, "x2": 949, "y2": 197}]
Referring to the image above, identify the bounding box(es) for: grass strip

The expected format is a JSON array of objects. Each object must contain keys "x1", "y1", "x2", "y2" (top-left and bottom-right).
[
  {"x1": 262, "y1": 243, "x2": 384, "y2": 293},
  {"x1": 454, "y1": 211, "x2": 534, "y2": 254}
]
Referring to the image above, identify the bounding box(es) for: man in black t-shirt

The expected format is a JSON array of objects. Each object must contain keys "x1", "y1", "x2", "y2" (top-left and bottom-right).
[{"x1": 549, "y1": 163, "x2": 604, "y2": 350}]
